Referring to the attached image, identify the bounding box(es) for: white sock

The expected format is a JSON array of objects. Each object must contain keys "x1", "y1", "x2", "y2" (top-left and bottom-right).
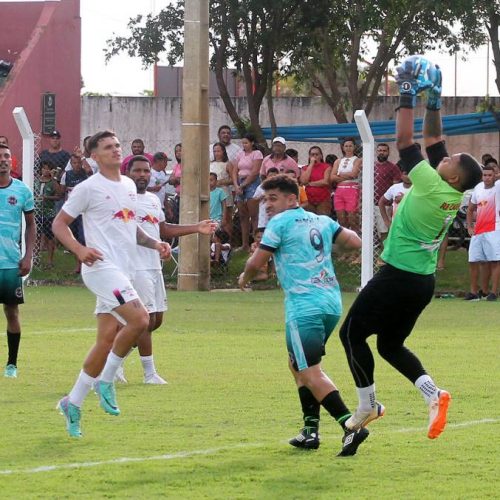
[
  {"x1": 357, "y1": 384, "x2": 376, "y2": 411},
  {"x1": 415, "y1": 375, "x2": 438, "y2": 404},
  {"x1": 100, "y1": 351, "x2": 124, "y2": 383},
  {"x1": 140, "y1": 355, "x2": 156, "y2": 378},
  {"x1": 68, "y1": 370, "x2": 96, "y2": 407}
]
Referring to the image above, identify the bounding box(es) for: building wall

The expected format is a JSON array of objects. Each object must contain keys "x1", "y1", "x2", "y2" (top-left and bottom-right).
[
  {"x1": 0, "y1": 0, "x2": 81, "y2": 167},
  {"x1": 81, "y1": 96, "x2": 499, "y2": 164}
]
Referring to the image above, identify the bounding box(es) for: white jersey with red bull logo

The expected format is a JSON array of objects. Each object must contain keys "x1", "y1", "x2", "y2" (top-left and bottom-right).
[
  {"x1": 135, "y1": 192, "x2": 165, "y2": 271},
  {"x1": 62, "y1": 173, "x2": 138, "y2": 277},
  {"x1": 470, "y1": 181, "x2": 500, "y2": 235}
]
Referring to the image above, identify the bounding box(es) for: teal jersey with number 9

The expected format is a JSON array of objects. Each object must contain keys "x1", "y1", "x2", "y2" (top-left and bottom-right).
[
  {"x1": 261, "y1": 207, "x2": 342, "y2": 322},
  {"x1": 382, "y1": 160, "x2": 463, "y2": 275}
]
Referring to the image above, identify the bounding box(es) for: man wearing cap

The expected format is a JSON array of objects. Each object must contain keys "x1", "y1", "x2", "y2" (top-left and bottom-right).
[
  {"x1": 260, "y1": 137, "x2": 300, "y2": 178},
  {"x1": 146, "y1": 152, "x2": 173, "y2": 207},
  {"x1": 39, "y1": 130, "x2": 71, "y2": 178}
]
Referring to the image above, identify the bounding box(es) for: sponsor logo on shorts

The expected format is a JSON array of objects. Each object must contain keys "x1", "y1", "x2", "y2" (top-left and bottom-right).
[{"x1": 15, "y1": 287, "x2": 23, "y2": 298}]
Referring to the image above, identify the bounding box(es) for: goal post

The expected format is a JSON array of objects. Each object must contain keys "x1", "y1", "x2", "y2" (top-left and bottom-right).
[{"x1": 354, "y1": 110, "x2": 375, "y2": 289}]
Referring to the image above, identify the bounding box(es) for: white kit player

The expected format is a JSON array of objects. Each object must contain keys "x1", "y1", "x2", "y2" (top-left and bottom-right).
[
  {"x1": 378, "y1": 167, "x2": 412, "y2": 230},
  {"x1": 124, "y1": 156, "x2": 217, "y2": 384},
  {"x1": 52, "y1": 131, "x2": 171, "y2": 438}
]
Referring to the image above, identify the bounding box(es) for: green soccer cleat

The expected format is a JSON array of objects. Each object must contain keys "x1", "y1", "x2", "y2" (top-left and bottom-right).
[
  {"x1": 4, "y1": 364, "x2": 17, "y2": 378},
  {"x1": 97, "y1": 381, "x2": 120, "y2": 416},
  {"x1": 57, "y1": 396, "x2": 82, "y2": 438}
]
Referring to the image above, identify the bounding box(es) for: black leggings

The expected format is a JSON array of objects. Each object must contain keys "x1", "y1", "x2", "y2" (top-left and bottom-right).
[{"x1": 339, "y1": 265, "x2": 435, "y2": 388}]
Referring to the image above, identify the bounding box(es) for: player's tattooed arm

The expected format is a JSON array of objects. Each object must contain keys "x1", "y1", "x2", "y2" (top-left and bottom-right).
[
  {"x1": 136, "y1": 226, "x2": 159, "y2": 249},
  {"x1": 423, "y1": 108, "x2": 443, "y2": 148}
]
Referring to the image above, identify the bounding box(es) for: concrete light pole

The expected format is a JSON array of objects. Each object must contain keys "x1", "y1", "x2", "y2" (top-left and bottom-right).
[{"x1": 178, "y1": 0, "x2": 210, "y2": 291}]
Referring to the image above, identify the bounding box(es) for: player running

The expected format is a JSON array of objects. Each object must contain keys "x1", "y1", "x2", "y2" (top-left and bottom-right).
[
  {"x1": 52, "y1": 131, "x2": 171, "y2": 438},
  {"x1": 338, "y1": 57, "x2": 482, "y2": 439},
  {"x1": 239, "y1": 174, "x2": 367, "y2": 456}
]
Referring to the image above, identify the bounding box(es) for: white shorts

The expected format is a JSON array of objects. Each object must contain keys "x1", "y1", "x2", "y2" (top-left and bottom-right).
[
  {"x1": 83, "y1": 269, "x2": 141, "y2": 324},
  {"x1": 374, "y1": 206, "x2": 389, "y2": 235},
  {"x1": 133, "y1": 269, "x2": 167, "y2": 314},
  {"x1": 468, "y1": 231, "x2": 500, "y2": 262}
]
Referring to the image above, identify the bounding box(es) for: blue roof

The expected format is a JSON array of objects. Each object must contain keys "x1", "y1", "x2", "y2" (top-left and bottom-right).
[{"x1": 261, "y1": 112, "x2": 499, "y2": 143}]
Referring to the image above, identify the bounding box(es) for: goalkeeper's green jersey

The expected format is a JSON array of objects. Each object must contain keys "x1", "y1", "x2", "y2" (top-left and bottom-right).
[{"x1": 381, "y1": 159, "x2": 462, "y2": 275}]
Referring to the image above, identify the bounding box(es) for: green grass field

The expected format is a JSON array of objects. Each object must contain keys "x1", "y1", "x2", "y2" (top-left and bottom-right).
[{"x1": 1, "y1": 287, "x2": 498, "y2": 498}]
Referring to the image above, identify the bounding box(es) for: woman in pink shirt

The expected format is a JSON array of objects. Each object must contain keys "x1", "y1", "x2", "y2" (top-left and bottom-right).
[
  {"x1": 299, "y1": 146, "x2": 332, "y2": 216},
  {"x1": 230, "y1": 133, "x2": 263, "y2": 251}
]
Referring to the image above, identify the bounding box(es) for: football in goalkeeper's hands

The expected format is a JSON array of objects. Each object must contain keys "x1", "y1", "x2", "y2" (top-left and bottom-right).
[{"x1": 396, "y1": 55, "x2": 437, "y2": 93}]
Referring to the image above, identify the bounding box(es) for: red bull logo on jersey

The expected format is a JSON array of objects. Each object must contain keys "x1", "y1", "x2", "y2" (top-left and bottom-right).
[
  {"x1": 112, "y1": 208, "x2": 135, "y2": 222},
  {"x1": 140, "y1": 214, "x2": 159, "y2": 224}
]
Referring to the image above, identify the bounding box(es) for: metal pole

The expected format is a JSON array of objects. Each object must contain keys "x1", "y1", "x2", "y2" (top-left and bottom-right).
[
  {"x1": 178, "y1": 0, "x2": 210, "y2": 291},
  {"x1": 354, "y1": 109, "x2": 374, "y2": 289}
]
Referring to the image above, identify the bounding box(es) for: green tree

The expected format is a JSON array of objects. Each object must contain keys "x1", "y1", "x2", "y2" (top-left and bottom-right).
[{"x1": 105, "y1": 0, "x2": 302, "y2": 142}]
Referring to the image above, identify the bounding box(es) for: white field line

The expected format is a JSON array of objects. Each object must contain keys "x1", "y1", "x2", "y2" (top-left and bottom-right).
[{"x1": 0, "y1": 418, "x2": 498, "y2": 476}]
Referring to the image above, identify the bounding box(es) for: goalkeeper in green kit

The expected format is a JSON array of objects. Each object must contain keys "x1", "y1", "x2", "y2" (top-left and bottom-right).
[{"x1": 338, "y1": 56, "x2": 482, "y2": 440}]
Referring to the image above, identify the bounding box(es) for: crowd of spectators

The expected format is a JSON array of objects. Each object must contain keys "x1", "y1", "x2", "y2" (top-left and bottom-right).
[{"x1": 3, "y1": 126, "x2": 499, "y2": 291}]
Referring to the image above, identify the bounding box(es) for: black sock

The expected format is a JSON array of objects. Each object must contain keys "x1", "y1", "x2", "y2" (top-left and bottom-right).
[
  {"x1": 298, "y1": 386, "x2": 320, "y2": 429},
  {"x1": 320, "y1": 390, "x2": 351, "y2": 430},
  {"x1": 7, "y1": 331, "x2": 21, "y2": 366}
]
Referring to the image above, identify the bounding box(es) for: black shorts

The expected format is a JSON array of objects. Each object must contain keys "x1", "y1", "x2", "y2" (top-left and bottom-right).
[
  {"x1": 346, "y1": 264, "x2": 435, "y2": 340},
  {"x1": 0, "y1": 268, "x2": 24, "y2": 305}
]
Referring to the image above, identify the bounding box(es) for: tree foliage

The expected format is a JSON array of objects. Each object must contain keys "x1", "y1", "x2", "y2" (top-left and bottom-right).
[{"x1": 105, "y1": 0, "x2": 500, "y2": 132}]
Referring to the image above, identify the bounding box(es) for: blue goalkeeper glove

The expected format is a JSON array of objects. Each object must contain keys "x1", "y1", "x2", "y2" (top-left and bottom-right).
[
  {"x1": 425, "y1": 64, "x2": 442, "y2": 110},
  {"x1": 395, "y1": 55, "x2": 434, "y2": 109}
]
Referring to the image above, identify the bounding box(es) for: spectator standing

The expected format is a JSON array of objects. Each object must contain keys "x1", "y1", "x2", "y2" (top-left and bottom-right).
[
  {"x1": 147, "y1": 152, "x2": 171, "y2": 207},
  {"x1": 230, "y1": 133, "x2": 263, "y2": 251},
  {"x1": 169, "y1": 143, "x2": 183, "y2": 223},
  {"x1": 209, "y1": 172, "x2": 228, "y2": 226},
  {"x1": 330, "y1": 138, "x2": 362, "y2": 232},
  {"x1": 35, "y1": 161, "x2": 62, "y2": 268},
  {"x1": 260, "y1": 137, "x2": 300, "y2": 178},
  {"x1": 39, "y1": 130, "x2": 71, "y2": 179},
  {"x1": 300, "y1": 146, "x2": 332, "y2": 216},
  {"x1": 60, "y1": 154, "x2": 89, "y2": 273},
  {"x1": 373, "y1": 144, "x2": 401, "y2": 242},
  {"x1": 210, "y1": 142, "x2": 234, "y2": 236},
  {"x1": 465, "y1": 164, "x2": 500, "y2": 301},
  {"x1": 120, "y1": 139, "x2": 154, "y2": 174},
  {"x1": 378, "y1": 167, "x2": 412, "y2": 230},
  {"x1": 253, "y1": 167, "x2": 279, "y2": 231},
  {"x1": 64, "y1": 136, "x2": 98, "y2": 175},
  {"x1": 0, "y1": 143, "x2": 35, "y2": 378},
  {"x1": 210, "y1": 125, "x2": 242, "y2": 163}
]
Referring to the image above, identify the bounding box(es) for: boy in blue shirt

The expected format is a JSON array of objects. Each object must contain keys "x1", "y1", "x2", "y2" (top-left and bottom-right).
[
  {"x1": 239, "y1": 174, "x2": 365, "y2": 456},
  {"x1": 209, "y1": 172, "x2": 228, "y2": 226}
]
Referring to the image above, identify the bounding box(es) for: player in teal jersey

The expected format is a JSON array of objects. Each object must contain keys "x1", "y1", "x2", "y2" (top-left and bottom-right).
[
  {"x1": 338, "y1": 57, "x2": 482, "y2": 440},
  {"x1": 239, "y1": 174, "x2": 367, "y2": 457},
  {"x1": 0, "y1": 143, "x2": 36, "y2": 378}
]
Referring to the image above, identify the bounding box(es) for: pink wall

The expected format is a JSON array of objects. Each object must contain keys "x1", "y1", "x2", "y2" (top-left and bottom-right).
[{"x1": 0, "y1": 0, "x2": 81, "y2": 167}]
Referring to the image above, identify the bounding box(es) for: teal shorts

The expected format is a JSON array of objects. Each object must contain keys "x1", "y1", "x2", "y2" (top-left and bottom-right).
[
  {"x1": 286, "y1": 314, "x2": 341, "y2": 371},
  {"x1": 0, "y1": 268, "x2": 24, "y2": 305}
]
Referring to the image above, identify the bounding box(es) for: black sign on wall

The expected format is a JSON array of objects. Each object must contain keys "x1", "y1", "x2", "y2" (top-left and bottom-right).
[{"x1": 42, "y1": 93, "x2": 56, "y2": 134}]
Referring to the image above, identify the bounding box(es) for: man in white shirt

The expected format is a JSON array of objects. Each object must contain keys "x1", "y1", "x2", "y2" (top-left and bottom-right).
[
  {"x1": 210, "y1": 125, "x2": 242, "y2": 163},
  {"x1": 378, "y1": 168, "x2": 412, "y2": 230},
  {"x1": 147, "y1": 152, "x2": 172, "y2": 206},
  {"x1": 122, "y1": 156, "x2": 217, "y2": 384},
  {"x1": 52, "y1": 131, "x2": 171, "y2": 438}
]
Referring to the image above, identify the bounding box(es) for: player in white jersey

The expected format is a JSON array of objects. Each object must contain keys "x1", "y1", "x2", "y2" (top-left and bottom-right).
[
  {"x1": 52, "y1": 131, "x2": 171, "y2": 438},
  {"x1": 378, "y1": 167, "x2": 412, "y2": 230},
  {"x1": 122, "y1": 156, "x2": 217, "y2": 384}
]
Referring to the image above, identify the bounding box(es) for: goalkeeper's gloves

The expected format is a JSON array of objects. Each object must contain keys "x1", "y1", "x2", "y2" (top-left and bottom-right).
[
  {"x1": 425, "y1": 64, "x2": 442, "y2": 111},
  {"x1": 395, "y1": 56, "x2": 433, "y2": 109}
]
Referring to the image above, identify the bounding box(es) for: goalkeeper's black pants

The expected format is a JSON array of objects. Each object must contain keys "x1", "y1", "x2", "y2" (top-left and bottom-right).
[{"x1": 339, "y1": 264, "x2": 435, "y2": 388}]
